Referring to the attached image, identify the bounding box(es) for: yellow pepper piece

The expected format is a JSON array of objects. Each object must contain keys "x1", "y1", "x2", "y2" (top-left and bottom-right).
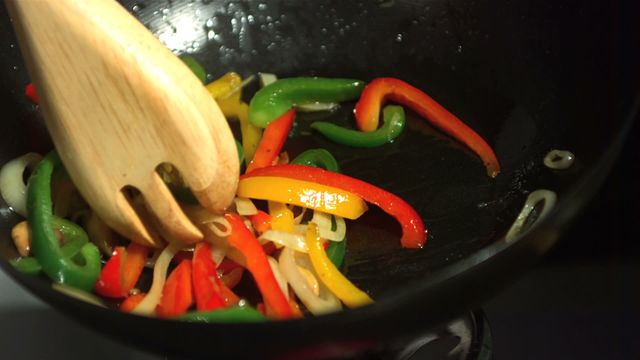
[
  {"x1": 237, "y1": 102, "x2": 262, "y2": 165},
  {"x1": 237, "y1": 176, "x2": 368, "y2": 220},
  {"x1": 206, "y1": 73, "x2": 262, "y2": 165},
  {"x1": 268, "y1": 201, "x2": 295, "y2": 233},
  {"x1": 305, "y1": 223, "x2": 373, "y2": 308}
]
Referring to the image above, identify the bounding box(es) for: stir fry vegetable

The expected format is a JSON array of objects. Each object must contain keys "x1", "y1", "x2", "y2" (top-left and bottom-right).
[{"x1": 1, "y1": 58, "x2": 502, "y2": 321}]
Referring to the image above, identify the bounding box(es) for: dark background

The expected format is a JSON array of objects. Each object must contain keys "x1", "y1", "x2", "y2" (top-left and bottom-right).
[{"x1": 485, "y1": 117, "x2": 639, "y2": 359}]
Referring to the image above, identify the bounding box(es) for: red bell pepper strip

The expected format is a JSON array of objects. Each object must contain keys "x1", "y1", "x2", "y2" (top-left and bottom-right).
[
  {"x1": 241, "y1": 164, "x2": 427, "y2": 249},
  {"x1": 354, "y1": 77, "x2": 500, "y2": 178},
  {"x1": 120, "y1": 292, "x2": 146, "y2": 312},
  {"x1": 156, "y1": 259, "x2": 194, "y2": 318},
  {"x1": 192, "y1": 242, "x2": 226, "y2": 311},
  {"x1": 95, "y1": 247, "x2": 124, "y2": 298},
  {"x1": 248, "y1": 210, "x2": 272, "y2": 234},
  {"x1": 94, "y1": 243, "x2": 149, "y2": 298},
  {"x1": 121, "y1": 243, "x2": 149, "y2": 293},
  {"x1": 245, "y1": 108, "x2": 296, "y2": 173},
  {"x1": 25, "y1": 83, "x2": 39, "y2": 105},
  {"x1": 225, "y1": 213, "x2": 293, "y2": 319}
]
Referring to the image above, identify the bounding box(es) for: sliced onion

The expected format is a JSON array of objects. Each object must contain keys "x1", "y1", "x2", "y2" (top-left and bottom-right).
[
  {"x1": 234, "y1": 197, "x2": 258, "y2": 216},
  {"x1": 278, "y1": 247, "x2": 342, "y2": 315},
  {"x1": 268, "y1": 256, "x2": 289, "y2": 300},
  {"x1": 132, "y1": 243, "x2": 179, "y2": 315},
  {"x1": 294, "y1": 212, "x2": 346, "y2": 242},
  {"x1": 260, "y1": 230, "x2": 308, "y2": 252},
  {"x1": 52, "y1": 283, "x2": 108, "y2": 308},
  {"x1": 0, "y1": 152, "x2": 42, "y2": 216},
  {"x1": 258, "y1": 72, "x2": 278, "y2": 87},
  {"x1": 505, "y1": 189, "x2": 557, "y2": 242},
  {"x1": 544, "y1": 149, "x2": 575, "y2": 170},
  {"x1": 210, "y1": 240, "x2": 227, "y2": 266}
]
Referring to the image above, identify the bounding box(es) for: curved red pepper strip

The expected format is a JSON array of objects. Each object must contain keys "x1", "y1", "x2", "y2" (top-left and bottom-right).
[
  {"x1": 192, "y1": 242, "x2": 226, "y2": 311},
  {"x1": 156, "y1": 259, "x2": 194, "y2": 318},
  {"x1": 354, "y1": 77, "x2": 500, "y2": 178},
  {"x1": 246, "y1": 108, "x2": 296, "y2": 173},
  {"x1": 225, "y1": 213, "x2": 293, "y2": 319},
  {"x1": 241, "y1": 164, "x2": 427, "y2": 249},
  {"x1": 95, "y1": 243, "x2": 149, "y2": 298}
]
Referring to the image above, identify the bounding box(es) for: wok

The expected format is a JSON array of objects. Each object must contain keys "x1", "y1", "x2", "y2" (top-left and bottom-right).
[{"x1": 0, "y1": 0, "x2": 638, "y2": 358}]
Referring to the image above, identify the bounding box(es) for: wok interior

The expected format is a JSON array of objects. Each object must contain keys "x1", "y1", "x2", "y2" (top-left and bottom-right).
[{"x1": 0, "y1": 0, "x2": 636, "y2": 357}]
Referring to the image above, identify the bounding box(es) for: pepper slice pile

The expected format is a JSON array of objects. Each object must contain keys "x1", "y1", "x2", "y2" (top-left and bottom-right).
[{"x1": 241, "y1": 164, "x2": 427, "y2": 249}]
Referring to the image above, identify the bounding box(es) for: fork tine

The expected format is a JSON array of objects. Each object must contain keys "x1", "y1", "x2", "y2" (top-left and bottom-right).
[
  {"x1": 112, "y1": 191, "x2": 162, "y2": 248},
  {"x1": 140, "y1": 172, "x2": 203, "y2": 244}
]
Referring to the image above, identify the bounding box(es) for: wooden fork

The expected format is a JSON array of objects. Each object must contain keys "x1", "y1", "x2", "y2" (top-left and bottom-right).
[{"x1": 7, "y1": 0, "x2": 240, "y2": 247}]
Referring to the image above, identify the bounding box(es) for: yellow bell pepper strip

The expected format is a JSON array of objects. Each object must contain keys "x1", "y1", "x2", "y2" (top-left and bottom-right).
[
  {"x1": 206, "y1": 73, "x2": 262, "y2": 165},
  {"x1": 249, "y1": 77, "x2": 365, "y2": 128},
  {"x1": 354, "y1": 77, "x2": 500, "y2": 178},
  {"x1": 246, "y1": 108, "x2": 296, "y2": 173},
  {"x1": 225, "y1": 213, "x2": 293, "y2": 319},
  {"x1": 268, "y1": 201, "x2": 295, "y2": 233},
  {"x1": 237, "y1": 176, "x2": 368, "y2": 220},
  {"x1": 205, "y1": 72, "x2": 243, "y2": 116},
  {"x1": 237, "y1": 103, "x2": 262, "y2": 165},
  {"x1": 241, "y1": 164, "x2": 426, "y2": 249},
  {"x1": 305, "y1": 223, "x2": 373, "y2": 308}
]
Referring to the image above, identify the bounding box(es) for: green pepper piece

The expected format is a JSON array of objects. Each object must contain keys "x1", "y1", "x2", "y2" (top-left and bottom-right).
[
  {"x1": 311, "y1": 105, "x2": 406, "y2": 148},
  {"x1": 178, "y1": 306, "x2": 267, "y2": 323},
  {"x1": 290, "y1": 148, "x2": 340, "y2": 173},
  {"x1": 179, "y1": 55, "x2": 207, "y2": 84},
  {"x1": 249, "y1": 77, "x2": 365, "y2": 128},
  {"x1": 291, "y1": 149, "x2": 346, "y2": 268},
  {"x1": 10, "y1": 216, "x2": 92, "y2": 275},
  {"x1": 27, "y1": 151, "x2": 101, "y2": 291}
]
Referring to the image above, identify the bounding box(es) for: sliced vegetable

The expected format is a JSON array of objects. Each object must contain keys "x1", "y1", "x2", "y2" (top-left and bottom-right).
[
  {"x1": 249, "y1": 77, "x2": 365, "y2": 128},
  {"x1": 120, "y1": 293, "x2": 146, "y2": 312},
  {"x1": 291, "y1": 149, "x2": 346, "y2": 266},
  {"x1": 0, "y1": 152, "x2": 42, "y2": 216},
  {"x1": 354, "y1": 77, "x2": 500, "y2": 177},
  {"x1": 178, "y1": 306, "x2": 267, "y2": 323},
  {"x1": 238, "y1": 176, "x2": 368, "y2": 220},
  {"x1": 241, "y1": 164, "x2": 426, "y2": 248},
  {"x1": 156, "y1": 259, "x2": 194, "y2": 318},
  {"x1": 27, "y1": 151, "x2": 101, "y2": 291},
  {"x1": 95, "y1": 242, "x2": 149, "y2": 298},
  {"x1": 312, "y1": 105, "x2": 406, "y2": 148},
  {"x1": 268, "y1": 201, "x2": 295, "y2": 233},
  {"x1": 248, "y1": 210, "x2": 271, "y2": 234},
  {"x1": 278, "y1": 247, "x2": 342, "y2": 315},
  {"x1": 246, "y1": 108, "x2": 296, "y2": 173},
  {"x1": 225, "y1": 213, "x2": 293, "y2": 319},
  {"x1": 305, "y1": 223, "x2": 373, "y2": 308},
  {"x1": 179, "y1": 55, "x2": 207, "y2": 84},
  {"x1": 192, "y1": 242, "x2": 226, "y2": 311},
  {"x1": 132, "y1": 243, "x2": 179, "y2": 315}
]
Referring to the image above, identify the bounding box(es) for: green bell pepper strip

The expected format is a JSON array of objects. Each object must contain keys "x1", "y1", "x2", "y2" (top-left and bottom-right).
[
  {"x1": 291, "y1": 149, "x2": 346, "y2": 268},
  {"x1": 10, "y1": 216, "x2": 92, "y2": 275},
  {"x1": 179, "y1": 55, "x2": 207, "y2": 84},
  {"x1": 27, "y1": 151, "x2": 101, "y2": 291},
  {"x1": 178, "y1": 306, "x2": 267, "y2": 323},
  {"x1": 249, "y1": 77, "x2": 365, "y2": 128},
  {"x1": 311, "y1": 105, "x2": 406, "y2": 148}
]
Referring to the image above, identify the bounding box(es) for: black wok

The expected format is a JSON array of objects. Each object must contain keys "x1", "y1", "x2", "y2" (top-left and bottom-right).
[{"x1": 0, "y1": 0, "x2": 638, "y2": 359}]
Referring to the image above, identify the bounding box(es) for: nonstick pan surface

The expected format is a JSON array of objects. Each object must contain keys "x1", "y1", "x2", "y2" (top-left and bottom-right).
[{"x1": 0, "y1": 0, "x2": 638, "y2": 359}]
